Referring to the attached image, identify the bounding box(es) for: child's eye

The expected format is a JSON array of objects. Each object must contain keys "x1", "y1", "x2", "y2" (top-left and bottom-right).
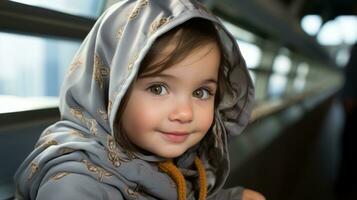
[
  {"x1": 193, "y1": 88, "x2": 212, "y2": 100},
  {"x1": 147, "y1": 84, "x2": 168, "y2": 95}
]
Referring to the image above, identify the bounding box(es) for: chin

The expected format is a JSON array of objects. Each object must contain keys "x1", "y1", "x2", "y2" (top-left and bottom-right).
[{"x1": 158, "y1": 149, "x2": 187, "y2": 159}]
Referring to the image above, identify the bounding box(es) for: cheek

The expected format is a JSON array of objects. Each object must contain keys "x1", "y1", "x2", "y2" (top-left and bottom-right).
[
  {"x1": 121, "y1": 93, "x2": 163, "y2": 134},
  {"x1": 196, "y1": 104, "x2": 215, "y2": 132}
]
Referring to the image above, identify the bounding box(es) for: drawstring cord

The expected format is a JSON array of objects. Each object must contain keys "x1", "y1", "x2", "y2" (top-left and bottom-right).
[{"x1": 159, "y1": 156, "x2": 207, "y2": 200}]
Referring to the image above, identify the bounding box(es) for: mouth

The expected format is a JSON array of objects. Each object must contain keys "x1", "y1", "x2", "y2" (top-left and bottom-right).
[{"x1": 160, "y1": 131, "x2": 190, "y2": 143}]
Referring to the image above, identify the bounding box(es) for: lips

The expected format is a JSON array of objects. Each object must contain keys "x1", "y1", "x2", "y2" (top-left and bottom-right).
[
  {"x1": 160, "y1": 131, "x2": 190, "y2": 143},
  {"x1": 162, "y1": 131, "x2": 189, "y2": 135}
]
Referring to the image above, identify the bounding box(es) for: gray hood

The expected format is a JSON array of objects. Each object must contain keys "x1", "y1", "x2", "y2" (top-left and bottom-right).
[{"x1": 14, "y1": 0, "x2": 254, "y2": 199}]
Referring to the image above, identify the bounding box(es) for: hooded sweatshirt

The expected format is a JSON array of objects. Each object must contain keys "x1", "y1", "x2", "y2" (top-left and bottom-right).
[{"x1": 14, "y1": 0, "x2": 255, "y2": 199}]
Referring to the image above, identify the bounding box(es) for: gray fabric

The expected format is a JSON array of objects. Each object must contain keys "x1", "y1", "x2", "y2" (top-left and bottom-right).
[
  {"x1": 36, "y1": 173, "x2": 123, "y2": 200},
  {"x1": 14, "y1": 0, "x2": 254, "y2": 199}
]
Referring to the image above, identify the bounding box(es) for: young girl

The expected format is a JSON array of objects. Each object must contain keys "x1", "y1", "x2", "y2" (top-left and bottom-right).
[{"x1": 14, "y1": 0, "x2": 264, "y2": 199}]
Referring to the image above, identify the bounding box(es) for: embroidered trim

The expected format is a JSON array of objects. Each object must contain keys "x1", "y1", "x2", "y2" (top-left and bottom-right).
[
  {"x1": 116, "y1": 26, "x2": 124, "y2": 40},
  {"x1": 107, "y1": 136, "x2": 129, "y2": 167},
  {"x1": 108, "y1": 136, "x2": 121, "y2": 167},
  {"x1": 86, "y1": 119, "x2": 98, "y2": 135},
  {"x1": 128, "y1": 52, "x2": 139, "y2": 72},
  {"x1": 98, "y1": 108, "x2": 109, "y2": 121},
  {"x1": 107, "y1": 88, "x2": 120, "y2": 117},
  {"x1": 150, "y1": 17, "x2": 171, "y2": 35},
  {"x1": 107, "y1": 100, "x2": 113, "y2": 116},
  {"x1": 41, "y1": 140, "x2": 58, "y2": 149},
  {"x1": 128, "y1": 0, "x2": 148, "y2": 20},
  {"x1": 67, "y1": 57, "x2": 82, "y2": 75},
  {"x1": 35, "y1": 139, "x2": 58, "y2": 149},
  {"x1": 125, "y1": 187, "x2": 139, "y2": 199},
  {"x1": 51, "y1": 172, "x2": 70, "y2": 180},
  {"x1": 81, "y1": 160, "x2": 113, "y2": 182},
  {"x1": 59, "y1": 147, "x2": 76, "y2": 155},
  {"x1": 70, "y1": 108, "x2": 86, "y2": 123},
  {"x1": 68, "y1": 130, "x2": 85, "y2": 138},
  {"x1": 28, "y1": 162, "x2": 39, "y2": 181},
  {"x1": 70, "y1": 107, "x2": 98, "y2": 135},
  {"x1": 93, "y1": 54, "x2": 110, "y2": 89}
]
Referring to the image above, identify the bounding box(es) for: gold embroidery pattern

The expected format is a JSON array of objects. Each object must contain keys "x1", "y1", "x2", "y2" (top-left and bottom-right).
[
  {"x1": 93, "y1": 54, "x2": 110, "y2": 89},
  {"x1": 81, "y1": 160, "x2": 112, "y2": 182},
  {"x1": 67, "y1": 57, "x2": 82, "y2": 75},
  {"x1": 116, "y1": 26, "x2": 124, "y2": 40},
  {"x1": 125, "y1": 187, "x2": 139, "y2": 199},
  {"x1": 70, "y1": 108, "x2": 98, "y2": 135},
  {"x1": 150, "y1": 17, "x2": 171, "y2": 35},
  {"x1": 127, "y1": 53, "x2": 139, "y2": 75},
  {"x1": 108, "y1": 90, "x2": 119, "y2": 117},
  {"x1": 86, "y1": 119, "x2": 98, "y2": 135},
  {"x1": 41, "y1": 140, "x2": 58, "y2": 149},
  {"x1": 107, "y1": 137, "x2": 129, "y2": 167},
  {"x1": 28, "y1": 162, "x2": 39, "y2": 180},
  {"x1": 128, "y1": 0, "x2": 148, "y2": 20},
  {"x1": 59, "y1": 147, "x2": 76, "y2": 155},
  {"x1": 69, "y1": 130, "x2": 85, "y2": 138},
  {"x1": 107, "y1": 100, "x2": 113, "y2": 116},
  {"x1": 51, "y1": 172, "x2": 70, "y2": 181},
  {"x1": 70, "y1": 108, "x2": 86, "y2": 123},
  {"x1": 98, "y1": 109, "x2": 109, "y2": 121},
  {"x1": 35, "y1": 138, "x2": 58, "y2": 149}
]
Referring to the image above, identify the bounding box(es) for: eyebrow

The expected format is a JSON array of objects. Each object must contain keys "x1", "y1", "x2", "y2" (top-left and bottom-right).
[{"x1": 139, "y1": 73, "x2": 217, "y2": 85}]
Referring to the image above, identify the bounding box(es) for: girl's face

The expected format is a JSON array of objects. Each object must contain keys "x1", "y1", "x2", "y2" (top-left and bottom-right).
[{"x1": 121, "y1": 40, "x2": 220, "y2": 158}]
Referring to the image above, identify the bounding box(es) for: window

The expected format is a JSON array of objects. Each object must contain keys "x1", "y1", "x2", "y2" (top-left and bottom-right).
[
  {"x1": 317, "y1": 16, "x2": 357, "y2": 46},
  {"x1": 301, "y1": 15, "x2": 322, "y2": 36},
  {"x1": 0, "y1": 32, "x2": 81, "y2": 97},
  {"x1": 220, "y1": 19, "x2": 262, "y2": 69},
  {"x1": 237, "y1": 40, "x2": 262, "y2": 69},
  {"x1": 10, "y1": 0, "x2": 105, "y2": 19},
  {"x1": 272, "y1": 54, "x2": 291, "y2": 75},
  {"x1": 268, "y1": 49, "x2": 292, "y2": 98},
  {"x1": 293, "y1": 62, "x2": 309, "y2": 92},
  {"x1": 267, "y1": 74, "x2": 288, "y2": 99}
]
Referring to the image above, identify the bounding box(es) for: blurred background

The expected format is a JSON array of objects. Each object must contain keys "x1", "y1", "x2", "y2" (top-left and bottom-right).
[{"x1": 0, "y1": 0, "x2": 356, "y2": 199}]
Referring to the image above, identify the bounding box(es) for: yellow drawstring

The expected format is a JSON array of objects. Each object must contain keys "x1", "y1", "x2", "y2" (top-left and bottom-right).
[
  {"x1": 158, "y1": 156, "x2": 207, "y2": 200},
  {"x1": 194, "y1": 157, "x2": 207, "y2": 200}
]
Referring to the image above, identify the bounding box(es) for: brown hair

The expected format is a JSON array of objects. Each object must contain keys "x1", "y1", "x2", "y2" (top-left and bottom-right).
[{"x1": 114, "y1": 18, "x2": 235, "y2": 156}]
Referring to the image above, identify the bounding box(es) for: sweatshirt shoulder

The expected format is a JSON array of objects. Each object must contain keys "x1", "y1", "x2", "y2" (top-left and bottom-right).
[{"x1": 37, "y1": 173, "x2": 123, "y2": 200}]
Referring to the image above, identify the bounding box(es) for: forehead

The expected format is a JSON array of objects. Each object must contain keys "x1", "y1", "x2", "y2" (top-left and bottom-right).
[
  {"x1": 139, "y1": 24, "x2": 223, "y2": 78},
  {"x1": 143, "y1": 41, "x2": 221, "y2": 82}
]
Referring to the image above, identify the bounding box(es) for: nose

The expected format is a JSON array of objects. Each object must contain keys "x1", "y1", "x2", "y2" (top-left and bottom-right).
[{"x1": 168, "y1": 97, "x2": 193, "y2": 123}]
